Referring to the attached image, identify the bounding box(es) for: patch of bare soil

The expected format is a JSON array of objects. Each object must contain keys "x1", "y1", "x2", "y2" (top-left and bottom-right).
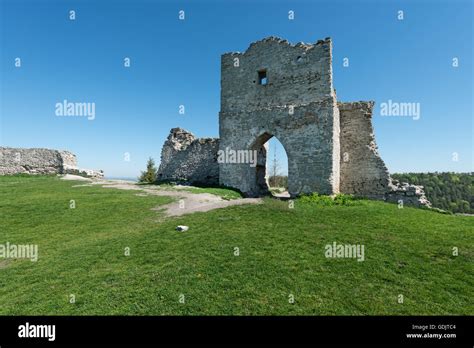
[{"x1": 70, "y1": 180, "x2": 261, "y2": 217}]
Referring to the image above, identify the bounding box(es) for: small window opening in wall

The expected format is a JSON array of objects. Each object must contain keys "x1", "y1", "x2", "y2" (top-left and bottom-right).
[{"x1": 258, "y1": 70, "x2": 267, "y2": 85}]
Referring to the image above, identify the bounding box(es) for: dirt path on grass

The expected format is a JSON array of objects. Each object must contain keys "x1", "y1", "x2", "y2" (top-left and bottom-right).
[{"x1": 63, "y1": 176, "x2": 261, "y2": 217}]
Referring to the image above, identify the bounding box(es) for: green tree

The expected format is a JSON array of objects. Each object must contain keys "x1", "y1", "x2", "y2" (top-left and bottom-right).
[{"x1": 139, "y1": 157, "x2": 157, "y2": 183}]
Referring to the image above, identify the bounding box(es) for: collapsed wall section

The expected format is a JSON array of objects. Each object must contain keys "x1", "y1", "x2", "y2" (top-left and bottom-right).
[
  {"x1": 338, "y1": 102, "x2": 390, "y2": 198},
  {"x1": 385, "y1": 179, "x2": 431, "y2": 207},
  {"x1": 157, "y1": 128, "x2": 219, "y2": 185},
  {"x1": 338, "y1": 102, "x2": 430, "y2": 207}
]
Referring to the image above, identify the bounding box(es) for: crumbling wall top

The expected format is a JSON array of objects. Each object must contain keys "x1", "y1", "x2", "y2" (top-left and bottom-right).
[
  {"x1": 338, "y1": 101, "x2": 375, "y2": 112},
  {"x1": 167, "y1": 128, "x2": 196, "y2": 151},
  {"x1": 222, "y1": 36, "x2": 331, "y2": 56}
]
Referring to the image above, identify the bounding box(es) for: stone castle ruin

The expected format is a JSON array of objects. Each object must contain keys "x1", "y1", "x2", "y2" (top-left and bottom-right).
[{"x1": 157, "y1": 37, "x2": 428, "y2": 206}]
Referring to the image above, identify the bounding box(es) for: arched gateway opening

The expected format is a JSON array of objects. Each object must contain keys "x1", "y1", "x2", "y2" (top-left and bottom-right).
[{"x1": 250, "y1": 132, "x2": 289, "y2": 198}]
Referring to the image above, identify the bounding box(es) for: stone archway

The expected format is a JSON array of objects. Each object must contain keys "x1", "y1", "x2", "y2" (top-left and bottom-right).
[
  {"x1": 249, "y1": 132, "x2": 291, "y2": 197},
  {"x1": 250, "y1": 132, "x2": 272, "y2": 196}
]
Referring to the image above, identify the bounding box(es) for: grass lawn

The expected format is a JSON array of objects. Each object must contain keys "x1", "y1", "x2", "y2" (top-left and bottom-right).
[{"x1": 0, "y1": 175, "x2": 472, "y2": 315}]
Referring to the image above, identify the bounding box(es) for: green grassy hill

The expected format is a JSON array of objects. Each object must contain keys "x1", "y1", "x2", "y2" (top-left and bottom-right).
[{"x1": 0, "y1": 176, "x2": 472, "y2": 315}]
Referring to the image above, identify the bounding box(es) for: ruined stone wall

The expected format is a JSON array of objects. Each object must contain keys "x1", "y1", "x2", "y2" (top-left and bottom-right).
[
  {"x1": 219, "y1": 37, "x2": 340, "y2": 197},
  {"x1": 0, "y1": 147, "x2": 76, "y2": 175},
  {"x1": 155, "y1": 36, "x2": 430, "y2": 207},
  {"x1": 338, "y1": 102, "x2": 390, "y2": 198},
  {"x1": 157, "y1": 128, "x2": 219, "y2": 185},
  {"x1": 0, "y1": 147, "x2": 103, "y2": 178},
  {"x1": 337, "y1": 102, "x2": 429, "y2": 206}
]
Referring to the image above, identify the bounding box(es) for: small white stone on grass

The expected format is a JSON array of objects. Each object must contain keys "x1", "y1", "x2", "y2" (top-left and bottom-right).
[{"x1": 176, "y1": 225, "x2": 189, "y2": 232}]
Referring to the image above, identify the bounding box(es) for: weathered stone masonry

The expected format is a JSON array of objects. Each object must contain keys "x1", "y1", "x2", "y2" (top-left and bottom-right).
[
  {"x1": 157, "y1": 37, "x2": 429, "y2": 206},
  {"x1": 157, "y1": 128, "x2": 219, "y2": 185},
  {"x1": 338, "y1": 101, "x2": 390, "y2": 199},
  {"x1": 219, "y1": 37, "x2": 340, "y2": 197},
  {"x1": 0, "y1": 147, "x2": 103, "y2": 178}
]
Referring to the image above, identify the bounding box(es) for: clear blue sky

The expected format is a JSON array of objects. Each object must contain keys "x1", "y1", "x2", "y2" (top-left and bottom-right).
[{"x1": 1, "y1": 0, "x2": 472, "y2": 178}]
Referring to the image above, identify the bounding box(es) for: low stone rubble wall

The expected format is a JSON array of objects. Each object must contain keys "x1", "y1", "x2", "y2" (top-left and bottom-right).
[
  {"x1": 62, "y1": 165, "x2": 104, "y2": 179},
  {"x1": 0, "y1": 147, "x2": 103, "y2": 178},
  {"x1": 385, "y1": 179, "x2": 431, "y2": 207}
]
